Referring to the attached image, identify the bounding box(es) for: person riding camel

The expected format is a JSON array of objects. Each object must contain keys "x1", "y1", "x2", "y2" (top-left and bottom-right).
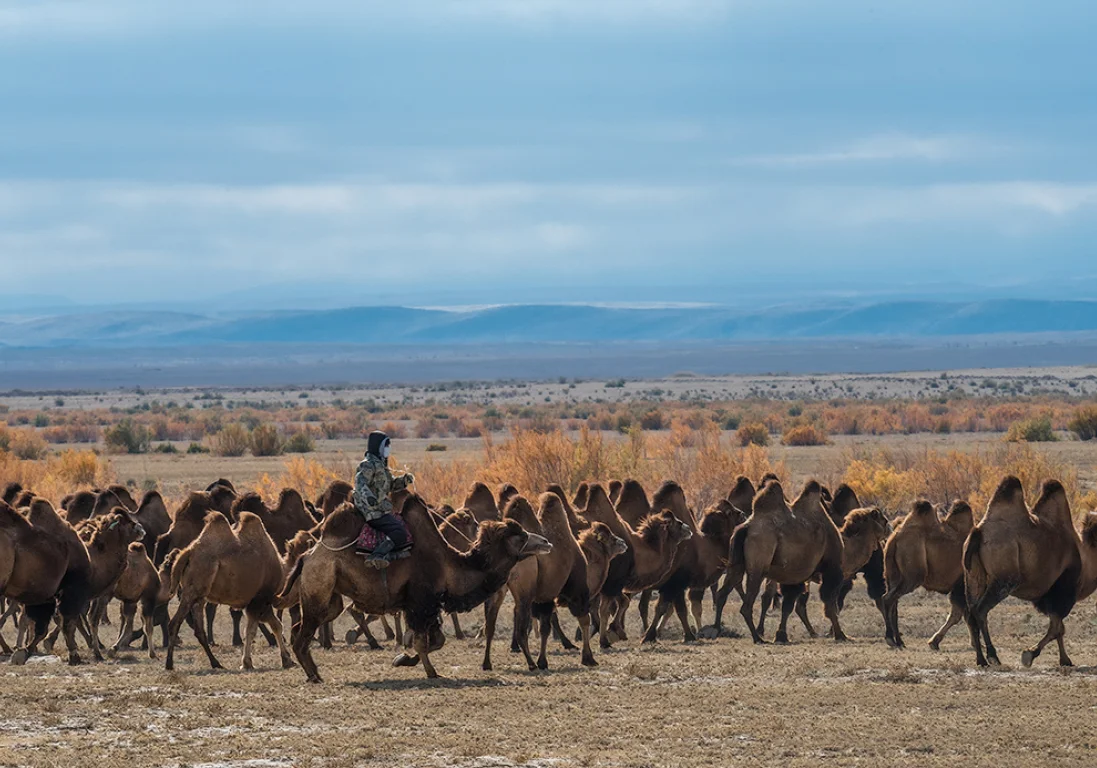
[{"x1": 353, "y1": 431, "x2": 414, "y2": 563}]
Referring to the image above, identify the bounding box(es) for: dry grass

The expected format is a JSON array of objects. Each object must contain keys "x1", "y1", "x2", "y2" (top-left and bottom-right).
[{"x1": 3, "y1": 590, "x2": 1097, "y2": 767}]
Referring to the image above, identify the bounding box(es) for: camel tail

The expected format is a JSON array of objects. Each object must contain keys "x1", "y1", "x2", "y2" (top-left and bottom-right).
[
  {"x1": 728, "y1": 524, "x2": 749, "y2": 571},
  {"x1": 278, "y1": 553, "x2": 306, "y2": 603},
  {"x1": 962, "y1": 527, "x2": 983, "y2": 573},
  {"x1": 169, "y1": 548, "x2": 192, "y2": 595}
]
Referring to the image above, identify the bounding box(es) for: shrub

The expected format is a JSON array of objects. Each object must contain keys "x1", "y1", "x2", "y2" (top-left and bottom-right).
[
  {"x1": 426, "y1": 443, "x2": 447, "y2": 452},
  {"x1": 250, "y1": 424, "x2": 284, "y2": 456},
  {"x1": 1068, "y1": 405, "x2": 1097, "y2": 441},
  {"x1": 285, "y1": 432, "x2": 316, "y2": 453},
  {"x1": 10, "y1": 429, "x2": 48, "y2": 460},
  {"x1": 736, "y1": 422, "x2": 770, "y2": 447},
  {"x1": 381, "y1": 421, "x2": 408, "y2": 439},
  {"x1": 104, "y1": 418, "x2": 151, "y2": 454},
  {"x1": 153, "y1": 443, "x2": 179, "y2": 454},
  {"x1": 210, "y1": 423, "x2": 251, "y2": 457},
  {"x1": 186, "y1": 442, "x2": 210, "y2": 454},
  {"x1": 782, "y1": 424, "x2": 829, "y2": 446},
  {"x1": 640, "y1": 410, "x2": 666, "y2": 430},
  {"x1": 1005, "y1": 416, "x2": 1057, "y2": 443},
  {"x1": 33, "y1": 413, "x2": 49, "y2": 428}
]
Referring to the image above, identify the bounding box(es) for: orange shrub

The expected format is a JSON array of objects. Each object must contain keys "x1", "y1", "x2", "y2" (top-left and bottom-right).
[
  {"x1": 782, "y1": 425, "x2": 829, "y2": 446},
  {"x1": 736, "y1": 422, "x2": 770, "y2": 447}
]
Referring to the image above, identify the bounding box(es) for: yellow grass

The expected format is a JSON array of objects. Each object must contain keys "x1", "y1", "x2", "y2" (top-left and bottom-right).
[{"x1": 0, "y1": 448, "x2": 114, "y2": 502}]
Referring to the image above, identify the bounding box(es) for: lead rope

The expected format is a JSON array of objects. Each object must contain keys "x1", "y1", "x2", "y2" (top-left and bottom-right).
[{"x1": 428, "y1": 506, "x2": 474, "y2": 546}]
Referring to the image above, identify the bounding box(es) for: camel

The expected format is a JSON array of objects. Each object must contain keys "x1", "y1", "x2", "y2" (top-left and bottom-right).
[
  {"x1": 131, "y1": 491, "x2": 173, "y2": 557},
  {"x1": 316, "y1": 480, "x2": 353, "y2": 519},
  {"x1": 497, "y1": 483, "x2": 520, "y2": 510},
  {"x1": 110, "y1": 542, "x2": 171, "y2": 657},
  {"x1": 642, "y1": 498, "x2": 742, "y2": 643},
  {"x1": 282, "y1": 496, "x2": 552, "y2": 682},
  {"x1": 437, "y1": 509, "x2": 481, "y2": 640},
  {"x1": 578, "y1": 484, "x2": 693, "y2": 648},
  {"x1": 231, "y1": 490, "x2": 318, "y2": 554},
  {"x1": 963, "y1": 477, "x2": 1083, "y2": 668},
  {"x1": 164, "y1": 510, "x2": 294, "y2": 672},
  {"x1": 462, "y1": 482, "x2": 500, "y2": 522},
  {"x1": 881, "y1": 499, "x2": 974, "y2": 650},
  {"x1": 483, "y1": 493, "x2": 611, "y2": 671},
  {"x1": 545, "y1": 484, "x2": 589, "y2": 536},
  {"x1": 607, "y1": 480, "x2": 624, "y2": 505},
  {"x1": 724, "y1": 479, "x2": 847, "y2": 644},
  {"x1": 1, "y1": 483, "x2": 23, "y2": 506},
  {"x1": 572, "y1": 482, "x2": 590, "y2": 511}
]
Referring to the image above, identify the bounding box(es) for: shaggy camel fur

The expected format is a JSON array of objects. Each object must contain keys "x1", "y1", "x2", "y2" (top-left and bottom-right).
[
  {"x1": 282, "y1": 496, "x2": 551, "y2": 682},
  {"x1": 642, "y1": 498, "x2": 742, "y2": 643},
  {"x1": 73, "y1": 511, "x2": 147, "y2": 659},
  {"x1": 164, "y1": 511, "x2": 294, "y2": 672},
  {"x1": 882, "y1": 499, "x2": 974, "y2": 650},
  {"x1": 579, "y1": 484, "x2": 693, "y2": 648},
  {"x1": 963, "y1": 477, "x2": 1083, "y2": 668},
  {"x1": 724, "y1": 480, "x2": 847, "y2": 644},
  {"x1": 437, "y1": 509, "x2": 480, "y2": 640}
]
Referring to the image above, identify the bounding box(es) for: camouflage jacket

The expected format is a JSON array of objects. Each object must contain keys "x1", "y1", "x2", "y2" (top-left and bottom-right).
[{"x1": 353, "y1": 454, "x2": 412, "y2": 521}]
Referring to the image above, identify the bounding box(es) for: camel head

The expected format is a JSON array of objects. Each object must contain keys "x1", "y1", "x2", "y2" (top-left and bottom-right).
[
  {"x1": 699, "y1": 500, "x2": 739, "y2": 541},
  {"x1": 580, "y1": 521, "x2": 628, "y2": 558},
  {"x1": 474, "y1": 518, "x2": 552, "y2": 562},
  {"x1": 94, "y1": 509, "x2": 146, "y2": 548},
  {"x1": 841, "y1": 507, "x2": 891, "y2": 543},
  {"x1": 232, "y1": 492, "x2": 267, "y2": 518}
]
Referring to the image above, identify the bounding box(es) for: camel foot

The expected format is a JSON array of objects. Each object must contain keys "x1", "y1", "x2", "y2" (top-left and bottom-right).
[
  {"x1": 393, "y1": 652, "x2": 420, "y2": 668},
  {"x1": 536, "y1": 657, "x2": 548, "y2": 671},
  {"x1": 366, "y1": 638, "x2": 382, "y2": 651},
  {"x1": 581, "y1": 653, "x2": 597, "y2": 667},
  {"x1": 10, "y1": 649, "x2": 27, "y2": 666},
  {"x1": 1021, "y1": 650, "x2": 1035, "y2": 668},
  {"x1": 833, "y1": 633, "x2": 850, "y2": 643},
  {"x1": 988, "y1": 654, "x2": 1000, "y2": 666},
  {"x1": 241, "y1": 659, "x2": 254, "y2": 671},
  {"x1": 307, "y1": 673, "x2": 323, "y2": 684},
  {"x1": 210, "y1": 659, "x2": 224, "y2": 670},
  {"x1": 482, "y1": 661, "x2": 492, "y2": 671},
  {"x1": 774, "y1": 631, "x2": 789, "y2": 645},
  {"x1": 344, "y1": 629, "x2": 358, "y2": 646},
  {"x1": 752, "y1": 637, "x2": 768, "y2": 645},
  {"x1": 281, "y1": 655, "x2": 295, "y2": 669},
  {"x1": 927, "y1": 640, "x2": 940, "y2": 652},
  {"x1": 68, "y1": 654, "x2": 83, "y2": 666}
]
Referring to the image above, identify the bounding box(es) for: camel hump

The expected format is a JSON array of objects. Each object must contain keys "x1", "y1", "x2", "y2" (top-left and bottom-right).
[
  {"x1": 128, "y1": 541, "x2": 147, "y2": 554},
  {"x1": 463, "y1": 482, "x2": 498, "y2": 515},
  {"x1": 232, "y1": 492, "x2": 266, "y2": 518},
  {"x1": 583, "y1": 483, "x2": 615, "y2": 519},
  {"x1": 983, "y1": 475, "x2": 1028, "y2": 521},
  {"x1": 1081, "y1": 513, "x2": 1097, "y2": 549},
  {"x1": 830, "y1": 484, "x2": 861, "y2": 519},
  {"x1": 537, "y1": 492, "x2": 566, "y2": 521},
  {"x1": 943, "y1": 500, "x2": 974, "y2": 533},
  {"x1": 200, "y1": 510, "x2": 235, "y2": 541},
  {"x1": 0, "y1": 500, "x2": 32, "y2": 533},
  {"x1": 617, "y1": 479, "x2": 649, "y2": 508},
  {"x1": 907, "y1": 500, "x2": 937, "y2": 526},
  {"x1": 1033, "y1": 480, "x2": 1071, "y2": 527},
  {"x1": 753, "y1": 481, "x2": 787, "y2": 515},
  {"x1": 791, "y1": 480, "x2": 824, "y2": 516},
  {"x1": 503, "y1": 496, "x2": 543, "y2": 535}
]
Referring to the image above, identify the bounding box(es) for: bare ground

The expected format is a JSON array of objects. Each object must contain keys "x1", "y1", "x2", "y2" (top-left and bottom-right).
[{"x1": 3, "y1": 590, "x2": 1097, "y2": 767}]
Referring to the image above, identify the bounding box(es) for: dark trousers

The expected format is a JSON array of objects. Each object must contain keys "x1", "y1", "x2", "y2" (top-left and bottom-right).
[{"x1": 368, "y1": 513, "x2": 410, "y2": 550}]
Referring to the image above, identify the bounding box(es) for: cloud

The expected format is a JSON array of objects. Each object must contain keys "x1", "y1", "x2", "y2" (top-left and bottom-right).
[{"x1": 731, "y1": 134, "x2": 988, "y2": 168}]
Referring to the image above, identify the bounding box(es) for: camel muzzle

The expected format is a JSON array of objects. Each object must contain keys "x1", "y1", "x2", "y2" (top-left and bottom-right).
[{"x1": 521, "y1": 533, "x2": 553, "y2": 555}]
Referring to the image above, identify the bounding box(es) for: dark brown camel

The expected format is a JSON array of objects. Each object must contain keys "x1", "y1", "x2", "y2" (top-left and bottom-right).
[
  {"x1": 316, "y1": 480, "x2": 353, "y2": 518},
  {"x1": 281, "y1": 496, "x2": 551, "y2": 682},
  {"x1": 462, "y1": 482, "x2": 500, "y2": 522}
]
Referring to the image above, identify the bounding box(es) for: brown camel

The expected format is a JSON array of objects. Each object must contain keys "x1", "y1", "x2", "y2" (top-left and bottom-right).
[
  {"x1": 164, "y1": 510, "x2": 294, "y2": 671},
  {"x1": 545, "y1": 484, "x2": 590, "y2": 536},
  {"x1": 110, "y1": 542, "x2": 171, "y2": 657},
  {"x1": 437, "y1": 509, "x2": 481, "y2": 640},
  {"x1": 231, "y1": 490, "x2": 318, "y2": 554},
  {"x1": 724, "y1": 479, "x2": 847, "y2": 644},
  {"x1": 607, "y1": 479, "x2": 624, "y2": 505},
  {"x1": 642, "y1": 497, "x2": 742, "y2": 643},
  {"x1": 316, "y1": 480, "x2": 353, "y2": 518},
  {"x1": 881, "y1": 499, "x2": 973, "y2": 650},
  {"x1": 462, "y1": 482, "x2": 500, "y2": 522},
  {"x1": 578, "y1": 484, "x2": 693, "y2": 648},
  {"x1": 131, "y1": 491, "x2": 173, "y2": 557},
  {"x1": 282, "y1": 496, "x2": 552, "y2": 682},
  {"x1": 572, "y1": 482, "x2": 590, "y2": 511},
  {"x1": 963, "y1": 477, "x2": 1082, "y2": 667},
  {"x1": 1, "y1": 483, "x2": 23, "y2": 506},
  {"x1": 497, "y1": 483, "x2": 520, "y2": 510},
  {"x1": 483, "y1": 493, "x2": 609, "y2": 671}
]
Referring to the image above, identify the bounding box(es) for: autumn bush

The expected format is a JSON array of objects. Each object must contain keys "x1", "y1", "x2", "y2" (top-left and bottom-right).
[
  {"x1": 782, "y1": 424, "x2": 829, "y2": 446},
  {"x1": 10, "y1": 429, "x2": 49, "y2": 460},
  {"x1": 210, "y1": 423, "x2": 251, "y2": 457},
  {"x1": 737, "y1": 422, "x2": 770, "y2": 447},
  {"x1": 1005, "y1": 416, "x2": 1057, "y2": 443},
  {"x1": 284, "y1": 431, "x2": 316, "y2": 453},
  {"x1": 104, "y1": 419, "x2": 151, "y2": 454},
  {"x1": 250, "y1": 424, "x2": 284, "y2": 456},
  {"x1": 1068, "y1": 405, "x2": 1097, "y2": 441}
]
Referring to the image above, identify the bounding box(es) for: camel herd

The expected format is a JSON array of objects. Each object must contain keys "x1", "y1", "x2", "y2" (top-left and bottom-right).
[{"x1": 1, "y1": 471, "x2": 1096, "y2": 681}]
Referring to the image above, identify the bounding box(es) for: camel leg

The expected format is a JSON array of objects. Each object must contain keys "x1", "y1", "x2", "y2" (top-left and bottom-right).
[
  {"x1": 1053, "y1": 620, "x2": 1072, "y2": 668},
  {"x1": 481, "y1": 590, "x2": 504, "y2": 671},
  {"x1": 757, "y1": 581, "x2": 778, "y2": 637},
  {"x1": 638, "y1": 589, "x2": 653, "y2": 632},
  {"x1": 928, "y1": 584, "x2": 966, "y2": 651},
  {"x1": 255, "y1": 605, "x2": 294, "y2": 669},
  {"x1": 740, "y1": 572, "x2": 765, "y2": 644},
  {"x1": 774, "y1": 583, "x2": 803, "y2": 644},
  {"x1": 394, "y1": 613, "x2": 406, "y2": 647},
  {"x1": 673, "y1": 594, "x2": 696, "y2": 642},
  {"x1": 43, "y1": 619, "x2": 62, "y2": 654},
  {"x1": 241, "y1": 610, "x2": 259, "y2": 670},
  {"x1": 60, "y1": 614, "x2": 84, "y2": 666},
  {"x1": 230, "y1": 608, "x2": 247, "y2": 647},
  {"x1": 514, "y1": 599, "x2": 537, "y2": 671},
  {"x1": 881, "y1": 582, "x2": 911, "y2": 649},
  {"x1": 292, "y1": 609, "x2": 323, "y2": 683},
  {"x1": 551, "y1": 610, "x2": 578, "y2": 651},
  {"x1": 688, "y1": 588, "x2": 705, "y2": 636},
  {"x1": 319, "y1": 621, "x2": 334, "y2": 650},
  {"x1": 413, "y1": 631, "x2": 439, "y2": 679},
  {"x1": 794, "y1": 590, "x2": 818, "y2": 638},
  {"x1": 355, "y1": 613, "x2": 383, "y2": 650},
  {"x1": 1021, "y1": 615, "x2": 1065, "y2": 668},
  {"x1": 76, "y1": 613, "x2": 104, "y2": 662},
  {"x1": 450, "y1": 613, "x2": 465, "y2": 640},
  {"x1": 611, "y1": 595, "x2": 630, "y2": 642},
  {"x1": 576, "y1": 610, "x2": 596, "y2": 667},
  {"x1": 203, "y1": 603, "x2": 218, "y2": 646},
  {"x1": 139, "y1": 598, "x2": 158, "y2": 660},
  {"x1": 379, "y1": 614, "x2": 396, "y2": 641},
  {"x1": 114, "y1": 601, "x2": 137, "y2": 651},
  {"x1": 818, "y1": 565, "x2": 848, "y2": 642},
  {"x1": 965, "y1": 580, "x2": 1009, "y2": 667},
  {"x1": 641, "y1": 596, "x2": 674, "y2": 644},
  {"x1": 598, "y1": 597, "x2": 617, "y2": 650},
  {"x1": 534, "y1": 607, "x2": 553, "y2": 670},
  {"x1": 711, "y1": 567, "x2": 745, "y2": 634},
  {"x1": 0, "y1": 626, "x2": 10, "y2": 656}
]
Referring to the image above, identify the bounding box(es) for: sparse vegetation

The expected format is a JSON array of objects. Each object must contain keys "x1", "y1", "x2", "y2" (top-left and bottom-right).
[
  {"x1": 1068, "y1": 405, "x2": 1097, "y2": 441},
  {"x1": 210, "y1": 423, "x2": 251, "y2": 457},
  {"x1": 1005, "y1": 416, "x2": 1057, "y2": 443},
  {"x1": 782, "y1": 424, "x2": 829, "y2": 446},
  {"x1": 737, "y1": 422, "x2": 770, "y2": 447}
]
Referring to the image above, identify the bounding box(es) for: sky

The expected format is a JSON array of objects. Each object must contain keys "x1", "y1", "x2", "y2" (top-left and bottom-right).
[{"x1": 1, "y1": 0, "x2": 1096, "y2": 310}]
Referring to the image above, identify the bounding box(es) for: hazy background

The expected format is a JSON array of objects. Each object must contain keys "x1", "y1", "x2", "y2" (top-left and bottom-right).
[{"x1": 3, "y1": 0, "x2": 1096, "y2": 313}]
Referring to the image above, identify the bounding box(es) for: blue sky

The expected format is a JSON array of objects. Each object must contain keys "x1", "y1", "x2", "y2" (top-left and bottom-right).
[{"x1": 2, "y1": 0, "x2": 1096, "y2": 308}]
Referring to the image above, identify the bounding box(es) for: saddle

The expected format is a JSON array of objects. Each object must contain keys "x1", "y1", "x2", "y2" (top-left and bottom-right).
[{"x1": 355, "y1": 517, "x2": 413, "y2": 565}]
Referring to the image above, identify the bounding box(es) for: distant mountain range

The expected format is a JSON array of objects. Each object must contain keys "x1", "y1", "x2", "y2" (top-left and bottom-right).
[{"x1": 2, "y1": 300, "x2": 1097, "y2": 349}]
